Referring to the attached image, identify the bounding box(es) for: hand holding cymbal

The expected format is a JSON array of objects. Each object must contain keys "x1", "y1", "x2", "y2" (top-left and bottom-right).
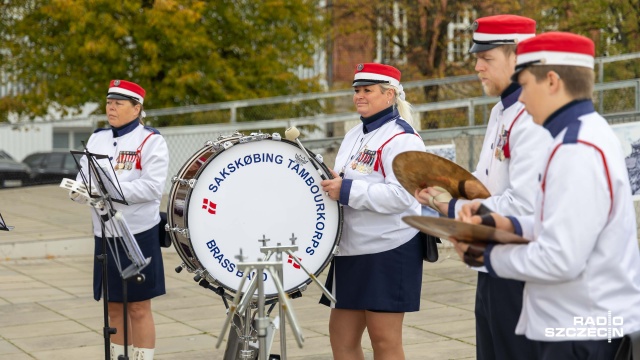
[
  {"x1": 393, "y1": 151, "x2": 490, "y2": 199},
  {"x1": 402, "y1": 216, "x2": 527, "y2": 245}
]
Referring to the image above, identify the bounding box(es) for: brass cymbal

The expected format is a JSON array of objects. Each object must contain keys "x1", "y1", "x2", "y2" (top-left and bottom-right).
[
  {"x1": 403, "y1": 216, "x2": 528, "y2": 244},
  {"x1": 392, "y1": 151, "x2": 490, "y2": 199}
]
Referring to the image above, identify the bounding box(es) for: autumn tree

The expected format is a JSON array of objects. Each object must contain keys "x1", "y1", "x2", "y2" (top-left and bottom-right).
[{"x1": 0, "y1": 0, "x2": 326, "y2": 124}]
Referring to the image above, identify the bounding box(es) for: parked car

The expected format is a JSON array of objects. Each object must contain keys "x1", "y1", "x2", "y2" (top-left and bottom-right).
[
  {"x1": 0, "y1": 150, "x2": 32, "y2": 188},
  {"x1": 22, "y1": 151, "x2": 79, "y2": 185}
]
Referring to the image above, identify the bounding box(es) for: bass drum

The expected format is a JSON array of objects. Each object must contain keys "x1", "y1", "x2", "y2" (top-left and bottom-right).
[{"x1": 167, "y1": 133, "x2": 342, "y2": 299}]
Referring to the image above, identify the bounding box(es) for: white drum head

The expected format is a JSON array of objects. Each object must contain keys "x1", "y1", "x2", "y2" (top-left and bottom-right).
[{"x1": 186, "y1": 139, "x2": 341, "y2": 298}]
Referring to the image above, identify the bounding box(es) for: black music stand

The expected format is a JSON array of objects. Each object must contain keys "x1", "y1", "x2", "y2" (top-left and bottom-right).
[
  {"x1": 0, "y1": 211, "x2": 13, "y2": 231},
  {"x1": 71, "y1": 148, "x2": 150, "y2": 360}
]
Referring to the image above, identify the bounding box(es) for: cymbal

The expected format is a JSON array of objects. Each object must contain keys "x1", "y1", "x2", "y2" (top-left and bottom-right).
[
  {"x1": 392, "y1": 151, "x2": 490, "y2": 199},
  {"x1": 403, "y1": 216, "x2": 528, "y2": 244}
]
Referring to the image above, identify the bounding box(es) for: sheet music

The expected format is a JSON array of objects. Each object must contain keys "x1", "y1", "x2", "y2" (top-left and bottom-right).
[
  {"x1": 71, "y1": 150, "x2": 127, "y2": 205},
  {"x1": 93, "y1": 165, "x2": 125, "y2": 204}
]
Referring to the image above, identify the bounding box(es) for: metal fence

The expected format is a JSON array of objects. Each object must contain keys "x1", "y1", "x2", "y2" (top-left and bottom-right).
[{"x1": 160, "y1": 78, "x2": 640, "y2": 187}]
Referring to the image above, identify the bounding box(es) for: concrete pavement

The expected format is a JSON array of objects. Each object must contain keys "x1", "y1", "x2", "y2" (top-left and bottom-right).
[{"x1": 0, "y1": 185, "x2": 477, "y2": 359}]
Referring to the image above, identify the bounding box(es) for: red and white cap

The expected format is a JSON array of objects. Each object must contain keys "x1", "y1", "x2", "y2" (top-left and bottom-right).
[
  {"x1": 512, "y1": 32, "x2": 595, "y2": 80},
  {"x1": 469, "y1": 15, "x2": 536, "y2": 53},
  {"x1": 107, "y1": 80, "x2": 145, "y2": 104},
  {"x1": 353, "y1": 63, "x2": 401, "y2": 87}
]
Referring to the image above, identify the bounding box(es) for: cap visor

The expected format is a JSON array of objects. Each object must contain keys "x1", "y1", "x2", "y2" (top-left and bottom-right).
[
  {"x1": 469, "y1": 42, "x2": 501, "y2": 54},
  {"x1": 352, "y1": 80, "x2": 383, "y2": 87},
  {"x1": 107, "y1": 93, "x2": 133, "y2": 101},
  {"x1": 511, "y1": 67, "x2": 525, "y2": 83}
]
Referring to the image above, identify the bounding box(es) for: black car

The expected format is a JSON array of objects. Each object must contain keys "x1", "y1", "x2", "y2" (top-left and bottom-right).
[
  {"x1": 22, "y1": 151, "x2": 79, "y2": 185},
  {"x1": 0, "y1": 150, "x2": 32, "y2": 188}
]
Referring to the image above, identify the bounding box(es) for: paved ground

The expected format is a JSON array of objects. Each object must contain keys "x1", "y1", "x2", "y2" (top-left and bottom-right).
[{"x1": 0, "y1": 185, "x2": 477, "y2": 359}]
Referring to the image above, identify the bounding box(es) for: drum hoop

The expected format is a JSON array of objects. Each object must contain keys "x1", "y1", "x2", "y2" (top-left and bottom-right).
[
  {"x1": 168, "y1": 142, "x2": 225, "y2": 273},
  {"x1": 170, "y1": 136, "x2": 343, "y2": 299}
]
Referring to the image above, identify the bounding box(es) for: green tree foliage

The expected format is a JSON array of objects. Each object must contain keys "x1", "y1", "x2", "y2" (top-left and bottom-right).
[
  {"x1": 0, "y1": 0, "x2": 326, "y2": 123},
  {"x1": 523, "y1": 0, "x2": 640, "y2": 78}
]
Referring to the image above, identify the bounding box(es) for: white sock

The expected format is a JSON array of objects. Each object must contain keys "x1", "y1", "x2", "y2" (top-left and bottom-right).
[
  {"x1": 110, "y1": 343, "x2": 124, "y2": 360},
  {"x1": 128, "y1": 345, "x2": 135, "y2": 356},
  {"x1": 133, "y1": 347, "x2": 155, "y2": 360}
]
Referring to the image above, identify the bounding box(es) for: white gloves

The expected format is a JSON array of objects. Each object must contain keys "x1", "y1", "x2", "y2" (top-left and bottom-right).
[
  {"x1": 61, "y1": 178, "x2": 103, "y2": 208},
  {"x1": 69, "y1": 190, "x2": 89, "y2": 205}
]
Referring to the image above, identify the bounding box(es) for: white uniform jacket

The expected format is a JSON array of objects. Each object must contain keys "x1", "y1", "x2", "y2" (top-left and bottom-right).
[
  {"x1": 77, "y1": 119, "x2": 169, "y2": 237},
  {"x1": 485, "y1": 100, "x2": 640, "y2": 341},
  {"x1": 448, "y1": 84, "x2": 552, "y2": 218},
  {"x1": 335, "y1": 107, "x2": 425, "y2": 256}
]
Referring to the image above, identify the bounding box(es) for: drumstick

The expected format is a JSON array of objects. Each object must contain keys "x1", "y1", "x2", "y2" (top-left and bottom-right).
[
  {"x1": 284, "y1": 126, "x2": 328, "y2": 180},
  {"x1": 284, "y1": 249, "x2": 336, "y2": 303}
]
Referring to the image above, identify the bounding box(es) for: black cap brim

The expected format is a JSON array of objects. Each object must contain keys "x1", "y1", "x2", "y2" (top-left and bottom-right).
[
  {"x1": 352, "y1": 80, "x2": 381, "y2": 87},
  {"x1": 469, "y1": 42, "x2": 501, "y2": 54},
  {"x1": 511, "y1": 67, "x2": 525, "y2": 83},
  {"x1": 107, "y1": 93, "x2": 140, "y2": 102},
  {"x1": 352, "y1": 79, "x2": 391, "y2": 87},
  {"x1": 510, "y1": 60, "x2": 542, "y2": 82}
]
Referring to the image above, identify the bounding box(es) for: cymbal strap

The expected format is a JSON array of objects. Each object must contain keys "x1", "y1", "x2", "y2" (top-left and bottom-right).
[
  {"x1": 480, "y1": 214, "x2": 496, "y2": 228},
  {"x1": 464, "y1": 252, "x2": 484, "y2": 267},
  {"x1": 476, "y1": 203, "x2": 494, "y2": 215},
  {"x1": 463, "y1": 243, "x2": 487, "y2": 267},
  {"x1": 458, "y1": 180, "x2": 468, "y2": 199}
]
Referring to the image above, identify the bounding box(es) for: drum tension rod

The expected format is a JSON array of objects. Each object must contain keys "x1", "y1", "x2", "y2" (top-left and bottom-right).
[{"x1": 198, "y1": 279, "x2": 229, "y2": 308}]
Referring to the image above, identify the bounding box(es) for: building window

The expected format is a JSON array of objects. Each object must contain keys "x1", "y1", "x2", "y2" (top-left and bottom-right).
[
  {"x1": 53, "y1": 131, "x2": 92, "y2": 150},
  {"x1": 375, "y1": 2, "x2": 408, "y2": 64},
  {"x1": 73, "y1": 132, "x2": 91, "y2": 150},
  {"x1": 53, "y1": 133, "x2": 68, "y2": 150},
  {"x1": 447, "y1": 9, "x2": 476, "y2": 63}
]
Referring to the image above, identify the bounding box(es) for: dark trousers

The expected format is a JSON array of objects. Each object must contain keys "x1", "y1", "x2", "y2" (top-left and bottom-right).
[
  {"x1": 537, "y1": 338, "x2": 622, "y2": 360},
  {"x1": 475, "y1": 272, "x2": 539, "y2": 360}
]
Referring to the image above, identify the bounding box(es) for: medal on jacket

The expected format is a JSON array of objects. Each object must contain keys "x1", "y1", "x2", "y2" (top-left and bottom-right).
[
  {"x1": 351, "y1": 147, "x2": 376, "y2": 174},
  {"x1": 116, "y1": 151, "x2": 136, "y2": 173},
  {"x1": 125, "y1": 151, "x2": 136, "y2": 170},
  {"x1": 115, "y1": 152, "x2": 126, "y2": 172},
  {"x1": 494, "y1": 125, "x2": 508, "y2": 162}
]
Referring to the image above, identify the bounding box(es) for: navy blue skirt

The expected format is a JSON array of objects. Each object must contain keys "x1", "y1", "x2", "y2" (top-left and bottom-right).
[
  {"x1": 93, "y1": 223, "x2": 166, "y2": 302},
  {"x1": 320, "y1": 232, "x2": 423, "y2": 312}
]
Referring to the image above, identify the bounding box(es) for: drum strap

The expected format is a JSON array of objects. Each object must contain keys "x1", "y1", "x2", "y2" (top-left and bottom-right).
[
  {"x1": 374, "y1": 131, "x2": 421, "y2": 178},
  {"x1": 135, "y1": 133, "x2": 155, "y2": 170}
]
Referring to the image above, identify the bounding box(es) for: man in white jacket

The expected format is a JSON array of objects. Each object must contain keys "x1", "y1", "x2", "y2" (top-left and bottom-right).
[
  {"x1": 415, "y1": 15, "x2": 550, "y2": 360},
  {"x1": 454, "y1": 32, "x2": 640, "y2": 360}
]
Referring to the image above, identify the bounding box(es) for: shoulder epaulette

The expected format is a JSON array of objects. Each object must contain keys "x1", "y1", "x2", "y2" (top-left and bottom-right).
[
  {"x1": 395, "y1": 119, "x2": 415, "y2": 134},
  {"x1": 144, "y1": 125, "x2": 160, "y2": 135}
]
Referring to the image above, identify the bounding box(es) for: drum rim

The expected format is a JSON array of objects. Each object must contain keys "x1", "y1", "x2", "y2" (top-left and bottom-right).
[{"x1": 167, "y1": 143, "x2": 217, "y2": 271}]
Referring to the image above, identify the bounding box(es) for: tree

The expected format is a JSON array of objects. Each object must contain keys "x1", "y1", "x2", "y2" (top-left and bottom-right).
[
  {"x1": 381, "y1": 1, "x2": 521, "y2": 127},
  {"x1": 0, "y1": 0, "x2": 326, "y2": 123},
  {"x1": 524, "y1": 0, "x2": 640, "y2": 78}
]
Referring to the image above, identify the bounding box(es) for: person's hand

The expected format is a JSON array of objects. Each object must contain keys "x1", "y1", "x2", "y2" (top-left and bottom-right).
[
  {"x1": 449, "y1": 237, "x2": 487, "y2": 267},
  {"x1": 69, "y1": 190, "x2": 89, "y2": 205},
  {"x1": 414, "y1": 186, "x2": 452, "y2": 215},
  {"x1": 321, "y1": 169, "x2": 343, "y2": 201},
  {"x1": 458, "y1": 201, "x2": 484, "y2": 224}
]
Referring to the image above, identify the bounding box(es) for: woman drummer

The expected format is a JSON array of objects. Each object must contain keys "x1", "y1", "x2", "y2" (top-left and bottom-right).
[
  {"x1": 71, "y1": 80, "x2": 169, "y2": 360},
  {"x1": 320, "y1": 63, "x2": 425, "y2": 359}
]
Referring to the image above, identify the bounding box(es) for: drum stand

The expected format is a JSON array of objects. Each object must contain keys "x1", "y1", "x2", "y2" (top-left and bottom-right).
[
  {"x1": 69, "y1": 149, "x2": 150, "y2": 360},
  {"x1": 216, "y1": 239, "x2": 336, "y2": 360}
]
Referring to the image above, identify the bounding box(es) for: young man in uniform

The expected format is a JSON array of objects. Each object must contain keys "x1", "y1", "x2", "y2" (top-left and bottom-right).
[
  {"x1": 454, "y1": 31, "x2": 640, "y2": 360},
  {"x1": 414, "y1": 15, "x2": 550, "y2": 360}
]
